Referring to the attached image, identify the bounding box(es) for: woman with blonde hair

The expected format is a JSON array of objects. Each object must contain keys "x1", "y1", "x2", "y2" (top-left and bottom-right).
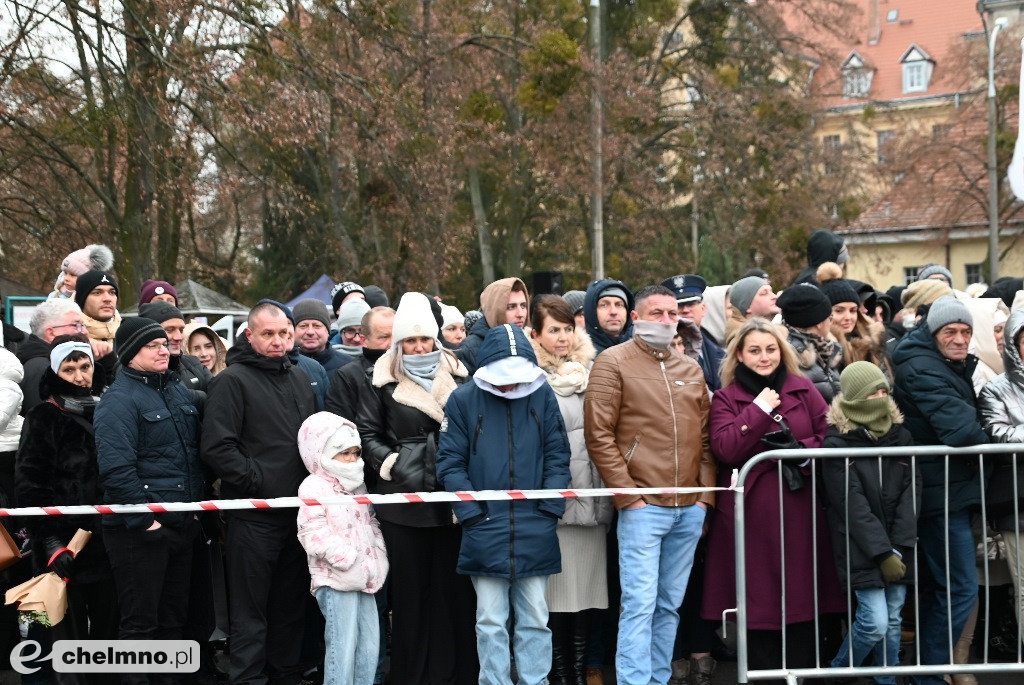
[
  {"x1": 702, "y1": 318, "x2": 844, "y2": 680},
  {"x1": 358, "y1": 292, "x2": 477, "y2": 685}
]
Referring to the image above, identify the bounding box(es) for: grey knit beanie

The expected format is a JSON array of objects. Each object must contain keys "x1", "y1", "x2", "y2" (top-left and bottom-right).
[
  {"x1": 926, "y1": 296, "x2": 972, "y2": 334},
  {"x1": 562, "y1": 290, "x2": 586, "y2": 315},
  {"x1": 292, "y1": 298, "x2": 331, "y2": 329},
  {"x1": 918, "y1": 264, "x2": 954, "y2": 287},
  {"x1": 729, "y1": 276, "x2": 768, "y2": 315}
]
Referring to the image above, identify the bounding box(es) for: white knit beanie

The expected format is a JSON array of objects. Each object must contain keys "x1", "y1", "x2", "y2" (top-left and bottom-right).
[
  {"x1": 393, "y1": 292, "x2": 440, "y2": 341},
  {"x1": 440, "y1": 304, "x2": 464, "y2": 330}
]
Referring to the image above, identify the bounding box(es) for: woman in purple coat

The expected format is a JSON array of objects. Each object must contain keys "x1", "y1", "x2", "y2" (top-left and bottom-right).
[{"x1": 701, "y1": 318, "x2": 845, "y2": 678}]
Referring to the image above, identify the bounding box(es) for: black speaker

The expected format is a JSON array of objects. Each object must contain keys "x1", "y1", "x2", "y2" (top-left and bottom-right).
[{"x1": 532, "y1": 271, "x2": 563, "y2": 296}]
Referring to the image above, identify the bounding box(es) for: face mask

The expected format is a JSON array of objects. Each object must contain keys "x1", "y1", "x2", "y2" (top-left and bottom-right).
[
  {"x1": 903, "y1": 317, "x2": 917, "y2": 331},
  {"x1": 632, "y1": 320, "x2": 676, "y2": 349}
]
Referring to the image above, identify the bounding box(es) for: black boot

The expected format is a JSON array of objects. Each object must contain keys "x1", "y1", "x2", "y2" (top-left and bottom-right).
[
  {"x1": 570, "y1": 611, "x2": 590, "y2": 685},
  {"x1": 548, "y1": 612, "x2": 570, "y2": 685}
]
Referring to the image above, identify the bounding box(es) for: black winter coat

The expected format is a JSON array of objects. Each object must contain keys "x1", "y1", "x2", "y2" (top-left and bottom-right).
[
  {"x1": 201, "y1": 343, "x2": 316, "y2": 522},
  {"x1": 94, "y1": 367, "x2": 205, "y2": 531},
  {"x1": 821, "y1": 399, "x2": 920, "y2": 589},
  {"x1": 357, "y1": 348, "x2": 468, "y2": 527},
  {"x1": 892, "y1": 324, "x2": 990, "y2": 517},
  {"x1": 325, "y1": 348, "x2": 382, "y2": 423},
  {"x1": 16, "y1": 375, "x2": 110, "y2": 581},
  {"x1": 15, "y1": 334, "x2": 50, "y2": 416}
]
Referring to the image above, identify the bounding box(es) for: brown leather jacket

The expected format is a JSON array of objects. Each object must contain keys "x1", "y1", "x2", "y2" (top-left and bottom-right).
[{"x1": 584, "y1": 336, "x2": 716, "y2": 509}]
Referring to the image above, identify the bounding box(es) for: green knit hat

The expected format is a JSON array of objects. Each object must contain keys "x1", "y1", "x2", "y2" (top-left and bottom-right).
[
  {"x1": 839, "y1": 361, "x2": 889, "y2": 401},
  {"x1": 839, "y1": 361, "x2": 891, "y2": 438}
]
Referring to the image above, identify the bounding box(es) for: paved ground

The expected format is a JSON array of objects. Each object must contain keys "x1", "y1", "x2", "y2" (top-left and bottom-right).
[{"x1": 3, "y1": 650, "x2": 1022, "y2": 684}]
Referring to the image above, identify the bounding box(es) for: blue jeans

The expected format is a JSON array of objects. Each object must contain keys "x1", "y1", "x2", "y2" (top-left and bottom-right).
[
  {"x1": 912, "y1": 510, "x2": 977, "y2": 685},
  {"x1": 616, "y1": 503, "x2": 706, "y2": 685},
  {"x1": 471, "y1": 575, "x2": 551, "y2": 685},
  {"x1": 832, "y1": 584, "x2": 907, "y2": 685},
  {"x1": 315, "y1": 587, "x2": 379, "y2": 685}
]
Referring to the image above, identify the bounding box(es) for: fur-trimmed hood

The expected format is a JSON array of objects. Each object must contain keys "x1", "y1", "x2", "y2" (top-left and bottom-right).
[
  {"x1": 372, "y1": 347, "x2": 467, "y2": 423},
  {"x1": 826, "y1": 396, "x2": 903, "y2": 434}
]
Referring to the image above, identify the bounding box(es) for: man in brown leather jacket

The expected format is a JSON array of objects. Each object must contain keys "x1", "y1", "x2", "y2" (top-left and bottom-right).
[{"x1": 584, "y1": 284, "x2": 717, "y2": 685}]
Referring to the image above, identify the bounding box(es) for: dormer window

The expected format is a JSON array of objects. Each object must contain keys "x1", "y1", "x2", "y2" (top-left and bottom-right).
[
  {"x1": 842, "y1": 51, "x2": 873, "y2": 99},
  {"x1": 900, "y1": 45, "x2": 934, "y2": 94}
]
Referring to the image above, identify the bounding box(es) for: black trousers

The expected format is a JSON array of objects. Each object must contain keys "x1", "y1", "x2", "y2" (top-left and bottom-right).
[
  {"x1": 104, "y1": 520, "x2": 197, "y2": 685},
  {"x1": 52, "y1": 576, "x2": 121, "y2": 685},
  {"x1": 225, "y1": 514, "x2": 309, "y2": 685},
  {"x1": 379, "y1": 520, "x2": 478, "y2": 685}
]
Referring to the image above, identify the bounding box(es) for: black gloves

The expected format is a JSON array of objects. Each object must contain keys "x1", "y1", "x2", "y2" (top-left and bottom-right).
[{"x1": 42, "y1": 536, "x2": 75, "y2": 579}]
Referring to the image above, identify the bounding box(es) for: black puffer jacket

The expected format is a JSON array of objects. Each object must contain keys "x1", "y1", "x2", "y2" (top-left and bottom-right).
[
  {"x1": 357, "y1": 347, "x2": 467, "y2": 527},
  {"x1": 15, "y1": 333, "x2": 50, "y2": 415},
  {"x1": 786, "y1": 327, "x2": 843, "y2": 404},
  {"x1": 893, "y1": 323, "x2": 990, "y2": 517},
  {"x1": 201, "y1": 342, "x2": 316, "y2": 522},
  {"x1": 16, "y1": 372, "x2": 111, "y2": 581},
  {"x1": 94, "y1": 366, "x2": 204, "y2": 531},
  {"x1": 821, "y1": 398, "x2": 920, "y2": 589}
]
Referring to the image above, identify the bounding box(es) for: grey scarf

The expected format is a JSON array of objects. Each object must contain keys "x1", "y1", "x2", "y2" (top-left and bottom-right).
[{"x1": 404, "y1": 350, "x2": 442, "y2": 392}]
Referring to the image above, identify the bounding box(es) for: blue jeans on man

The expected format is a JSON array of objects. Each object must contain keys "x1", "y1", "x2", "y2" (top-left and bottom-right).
[
  {"x1": 616, "y1": 503, "x2": 706, "y2": 685},
  {"x1": 831, "y1": 584, "x2": 907, "y2": 685},
  {"x1": 315, "y1": 587, "x2": 379, "y2": 685},
  {"x1": 911, "y1": 510, "x2": 977, "y2": 685},
  {"x1": 471, "y1": 575, "x2": 551, "y2": 685}
]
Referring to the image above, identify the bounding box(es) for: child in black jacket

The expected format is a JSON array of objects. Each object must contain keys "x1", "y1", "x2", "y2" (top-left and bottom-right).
[{"x1": 822, "y1": 361, "x2": 921, "y2": 683}]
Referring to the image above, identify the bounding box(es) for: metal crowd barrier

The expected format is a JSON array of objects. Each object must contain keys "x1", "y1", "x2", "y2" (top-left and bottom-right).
[{"x1": 732, "y1": 444, "x2": 1024, "y2": 684}]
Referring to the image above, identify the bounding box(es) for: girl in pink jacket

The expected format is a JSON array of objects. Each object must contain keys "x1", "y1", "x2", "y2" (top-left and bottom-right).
[{"x1": 297, "y1": 412, "x2": 388, "y2": 685}]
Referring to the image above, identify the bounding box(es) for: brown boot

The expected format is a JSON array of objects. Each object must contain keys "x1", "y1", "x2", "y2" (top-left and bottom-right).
[
  {"x1": 690, "y1": 655, "x2": 716, "y2": 685},
  {"x1": 668, "y1": 659, "x2": 689, "y2": 685},
  {"x1": 585, "y1": 668, "x2": 604, "y2": 685},
  {"x1": 951, "y1": 638, "x2": 977, "y2": 685}
]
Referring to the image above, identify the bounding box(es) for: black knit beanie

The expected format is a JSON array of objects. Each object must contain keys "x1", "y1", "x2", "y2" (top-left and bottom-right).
[
  {"x1": 139, "y1": 301, "x2": 184, "y2": 324},
  {"x1": 777, "y1": 284, "x2": 832, "y2": 329},
  {"x1": 74, "y1": 270, "x2": 119, "y2": 309},
  {"x1": 115, "y1": 317, "x2": 167, "y2": 365}
]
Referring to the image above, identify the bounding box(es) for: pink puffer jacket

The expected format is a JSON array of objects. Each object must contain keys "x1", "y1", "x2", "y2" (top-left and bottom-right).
[{"x1": 297, "y1": 412, "x2": 388, "y2": 595}]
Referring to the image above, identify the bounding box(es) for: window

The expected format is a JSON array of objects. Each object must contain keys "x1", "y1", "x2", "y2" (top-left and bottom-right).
[
  {"x1": 823, "y1": 135, "x2": 841, "y2": 175},
  {"x1": 932, "y1": 124, "x2": 951, "y2": 141},
  {"x1": 877, "y1": 130, "x2": 894, "y2": 164},
  {"x1": 887, "y1": 9, "x2": 899, "y2": 22},
  {"x1": 842, "y1": 52, "x2": 873, "y2": 99},
  {"x1": 903, "y1": 267, "x2": 921, "y2": 286},
  {"x1": 965, "y1": 263, "x2": 983, "y2": 286},
  {"x1": 900, "y1": 45, "x2": 934, "y2": 94}
]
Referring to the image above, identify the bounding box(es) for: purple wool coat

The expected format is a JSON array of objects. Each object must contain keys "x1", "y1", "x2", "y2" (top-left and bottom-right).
[{"x1": 701, "y1": 372, "x2": 846, "y2": 630}]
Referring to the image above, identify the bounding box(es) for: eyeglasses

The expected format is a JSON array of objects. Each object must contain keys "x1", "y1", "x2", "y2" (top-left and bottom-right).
[
  {"x1": 341, "y1": 328, "x2": 365, "y2": 339},
  {"x1": 142, "y1": 341, "x2": 170, "y2": 351},
  {"x1": 52, "y1": 322, "x2": 86, "y2": 332}
]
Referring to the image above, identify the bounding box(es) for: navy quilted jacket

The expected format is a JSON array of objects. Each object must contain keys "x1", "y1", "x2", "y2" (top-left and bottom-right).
[{"x1": 94, "y1": 367, "x2": 204, "y2": 530}]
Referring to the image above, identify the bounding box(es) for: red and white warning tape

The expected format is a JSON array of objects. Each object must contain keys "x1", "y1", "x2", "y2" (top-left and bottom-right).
[{"x1": 0, "y1": 478, "x2": 740, "y2": 517}]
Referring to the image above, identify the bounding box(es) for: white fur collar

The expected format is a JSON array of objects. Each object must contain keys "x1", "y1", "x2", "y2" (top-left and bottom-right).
[{"x1": 372, "y1": 348, "x2": 467, "y2": 422}]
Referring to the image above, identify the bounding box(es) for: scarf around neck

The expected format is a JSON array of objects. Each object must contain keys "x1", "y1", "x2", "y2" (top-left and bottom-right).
[
  {"x1": 403, "y1": 349, "x2": 442, "y2": 392},
  {"x1": 735, "y1": 362, "x2": 787, "y2": 399},
  {"x1": 839, "y1": 395, "x2": 892, "y2": 440},
  {"x1": 82, "y1": 310, "x2": 121, "y2": 342}
]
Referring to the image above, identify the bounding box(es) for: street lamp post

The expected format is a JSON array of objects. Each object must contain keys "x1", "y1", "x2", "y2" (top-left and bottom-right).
[{"x1": 987, "y1": 15, "x2": 1008, "y2": 285}]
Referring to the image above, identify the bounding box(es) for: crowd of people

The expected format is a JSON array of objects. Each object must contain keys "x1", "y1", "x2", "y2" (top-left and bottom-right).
[{"x1": 0, "y1": 229, "x2": 1022, "y2": 685}]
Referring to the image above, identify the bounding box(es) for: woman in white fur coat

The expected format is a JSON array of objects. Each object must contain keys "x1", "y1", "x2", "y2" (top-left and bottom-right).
[{"x1": 529, "y1": 295, "x2": 612, "y2": 685}]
